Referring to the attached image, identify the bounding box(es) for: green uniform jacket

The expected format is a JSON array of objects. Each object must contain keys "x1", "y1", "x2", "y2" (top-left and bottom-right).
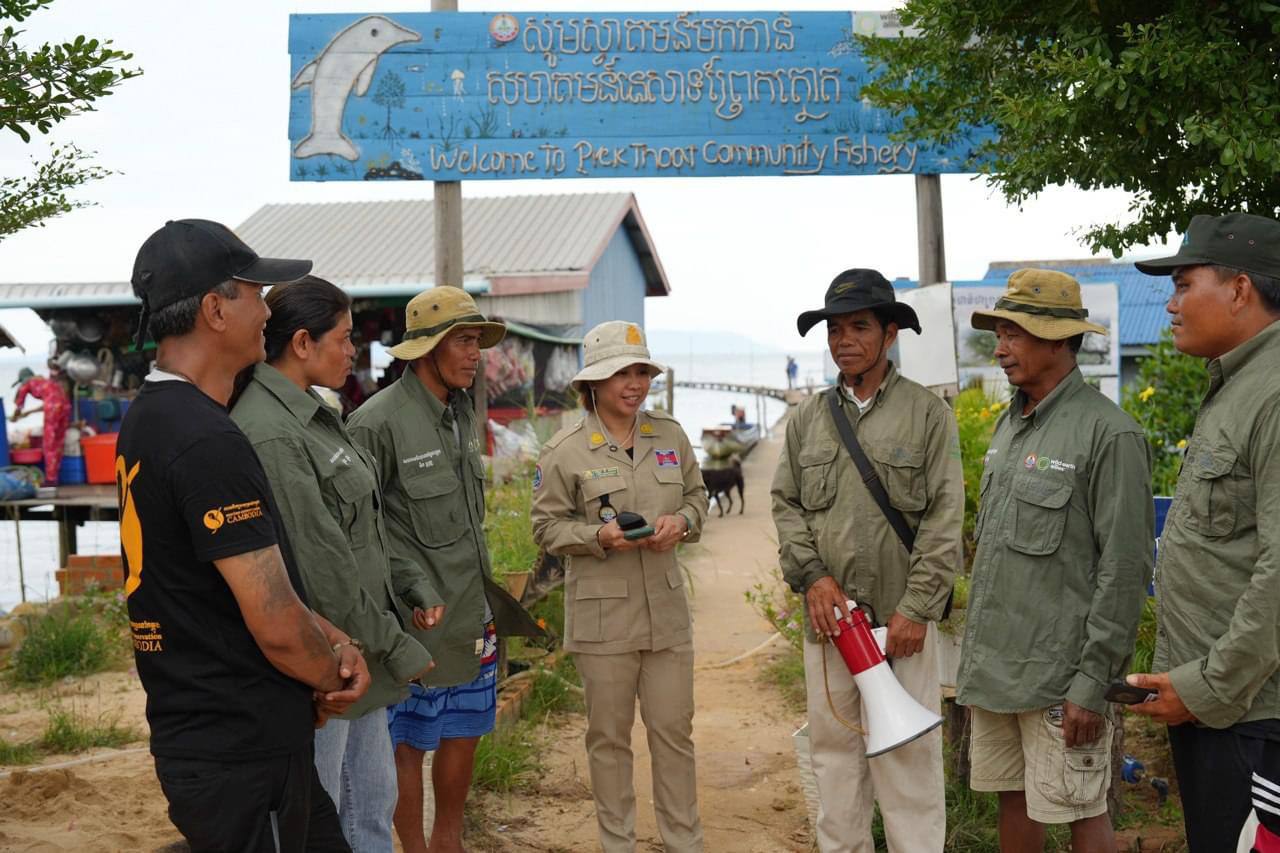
[
  {"x1": 348, "y1": 368, "x2": 526, "y2": 687},
  {"x1": 1156, "y1": 320, "x2": 1280, "y2": 728},
  {"x1": 957, "y1": 369, "x2": 1153, "y2": 716},
  {"x1": 530, "y1": 409, "x2": 708, "y2": 655},
  {"x1": 230, "y1": 363, "x2": 436, "y2": 718},
  {"x1": 771, "y1": 365, "x2": 965, "y2": 642}
]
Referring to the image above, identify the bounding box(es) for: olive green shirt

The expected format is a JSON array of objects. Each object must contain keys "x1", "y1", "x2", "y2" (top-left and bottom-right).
[
  {"x1": 1155, "y1": 319, "x2": 1280, "y2": 728},
  {"x1": 771, "y1": 364, "x2": 965, "y2": 641},
  {"x1": 230, "y1": 363, "x2": 437, "y2": 718},
  {"x1": 957, "y1": 369, "x2": 1153, "y2": 716},
  {"x1": 348, "y1": 368, "x2": 496, "y2": 688}
]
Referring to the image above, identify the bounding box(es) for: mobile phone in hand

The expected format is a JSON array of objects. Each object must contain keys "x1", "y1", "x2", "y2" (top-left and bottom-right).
[
  {"x1": 622, "y1": 525, "x2": 655, "y2": 540},
  {"x1": 1104, "y1": 681, "x2": 1158, "y2": 704}
]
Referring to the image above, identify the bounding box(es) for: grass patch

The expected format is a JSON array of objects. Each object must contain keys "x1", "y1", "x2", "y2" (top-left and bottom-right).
[
  {"x1": 0, "y1": 738, "x2": 38, "y2": 765},
  {"x1": 39, "y1": 705, "x2": 139, "y2": 754},
  {"x1": 484, "y1": 463, "x2": 538, "y2": 584},
  {"x1": 10, "y1": 608, "x2": 117, "y2": 685},
  {"x1": 524, "y1": 655, "x2": 584, "y2": 720},
  {"x1": 761, "y1": 645, "x2": 806, "y2": 713},
  {"x1": 471, "y1": 720, "x2": 543, "y2": 794}
]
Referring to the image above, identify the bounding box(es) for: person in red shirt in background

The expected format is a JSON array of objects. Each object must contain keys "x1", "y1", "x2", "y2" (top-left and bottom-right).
[{"x1": 12, "y1": 366, "x2": 71, "y2": 484}]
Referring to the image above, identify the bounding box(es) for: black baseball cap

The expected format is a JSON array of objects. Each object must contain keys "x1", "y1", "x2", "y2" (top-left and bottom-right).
[
  {"x1": 1135, "y1": 213, "x2": 1280, "y2": 279},
  {"x1": 131, "y1": 219, "x2": 312, "y2": 347},
  {"x1": 796, "y1": 268, "x2": 922, "y2": 337}
]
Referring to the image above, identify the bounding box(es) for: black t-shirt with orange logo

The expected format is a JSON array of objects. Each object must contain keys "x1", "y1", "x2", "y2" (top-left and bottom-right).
[{"x1": 117, "y1": 379, "x2": 312, "y2": 761}]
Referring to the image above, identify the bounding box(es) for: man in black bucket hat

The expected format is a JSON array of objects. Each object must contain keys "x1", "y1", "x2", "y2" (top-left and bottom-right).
[
  {"x1": 119, "y1": 219, "x2": 368, "y2": 852},
  {"x1": 1127, "y1": 213, "x2": 1280, "y2": 851},
  {"x1": 772, "y1": 269, "x2": 963, "y2": 852}
]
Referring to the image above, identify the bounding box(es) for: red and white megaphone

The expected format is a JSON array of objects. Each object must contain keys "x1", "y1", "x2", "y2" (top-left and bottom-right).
[{"x1": 831, "y1": 600, "x2": 942, "y2": 757}]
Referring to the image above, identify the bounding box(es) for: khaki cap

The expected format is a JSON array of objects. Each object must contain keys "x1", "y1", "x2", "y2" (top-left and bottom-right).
[
  {"x1": 570, "y1": 321, "x2": 666, "y2": 392},
  {"x1": 388, "y1": 286, "x2": 506, "y2": 361},
  {"x1": 970, "y1": 269, "x2": 1107, "y2": 341}
]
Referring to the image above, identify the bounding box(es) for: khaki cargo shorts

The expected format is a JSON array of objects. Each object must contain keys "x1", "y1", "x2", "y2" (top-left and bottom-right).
[{"x1": 969, "y1": 704, "x2": 1113, "y2": 824}]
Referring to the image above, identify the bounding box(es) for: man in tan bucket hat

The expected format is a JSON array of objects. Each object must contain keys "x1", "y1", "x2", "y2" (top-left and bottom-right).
[
  {"x1": 957, "y1": 269, "x2": 1153, "y2": 851},
  {"x1": 349, "y1": 287, "x2": 543, "y2": 853}
]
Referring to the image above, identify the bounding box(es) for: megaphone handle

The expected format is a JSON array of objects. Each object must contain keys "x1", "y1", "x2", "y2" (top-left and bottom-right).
[{"x1": 821, "y1": 641, "x2": 868, "y2": 736}]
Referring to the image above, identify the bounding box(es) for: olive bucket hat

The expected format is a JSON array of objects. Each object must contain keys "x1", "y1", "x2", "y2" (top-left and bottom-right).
[
  {"x1": 796, "y1": 268, "x2": 922, "y2": 337},
  {"x1": 388, "y1": 286, "x2": 506, "y2": 361},
  {"x1": 970, "y1": 268, "x2": 1107, "y2": 340},
  {"x1": 570, "y1": 321, "x2": 666, "y2": 393}
]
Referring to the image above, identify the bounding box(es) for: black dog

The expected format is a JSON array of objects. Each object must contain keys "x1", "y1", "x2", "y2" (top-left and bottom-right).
[{"x1": 702, "y1": 458, "x2": 744, "y2": 516}]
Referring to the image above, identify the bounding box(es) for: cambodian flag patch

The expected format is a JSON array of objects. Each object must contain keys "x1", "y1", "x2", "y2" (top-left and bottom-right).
[{"x1": 656, "y1": 449, "x2": 680, "y2": 467}]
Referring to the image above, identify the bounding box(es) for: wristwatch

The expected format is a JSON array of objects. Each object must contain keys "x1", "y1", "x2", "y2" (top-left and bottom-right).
[{"x1": 332, "y1": 638, "x2": 364, "y2": 654}]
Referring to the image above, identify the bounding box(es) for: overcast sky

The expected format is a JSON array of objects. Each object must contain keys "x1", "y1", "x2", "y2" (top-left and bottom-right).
[{"x1": 0, "y1": 0, "x2": 1175, "y2": 352}]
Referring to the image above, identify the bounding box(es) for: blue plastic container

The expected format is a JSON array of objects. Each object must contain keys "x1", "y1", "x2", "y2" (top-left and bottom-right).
[
  {"x1": 59, "y1": 455, "x2": 86, "y2": 485},
  {"x1": 0, "y1": 398, "x2": 9, "y2": 467}
]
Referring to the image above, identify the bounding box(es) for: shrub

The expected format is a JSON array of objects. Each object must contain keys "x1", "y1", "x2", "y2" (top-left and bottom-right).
[
  {"x1": 484, "y1": 463, "x2": 539, "y2": 583},
  {"x1": 11, "y1": 607, "x2": 115, "y2": 685},
  {"x1": 954, "y1": 387, "x2": 1002, "y2": 571},
  {"x1": 1121, "y1": 330, "x2": 1208, "y2": 496}
]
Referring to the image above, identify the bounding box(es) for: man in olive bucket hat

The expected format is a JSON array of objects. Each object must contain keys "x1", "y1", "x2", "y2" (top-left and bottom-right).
[
  {"x1": 1123, "y1": 213, "x2": 1280, "y2": 852},
  {"x1": 771, "y1": 268, "x2": 965, "y2": 852},
  {"x1": 348, "y1": 287, "x2": 544, "y2": 853},
  {"x1": 957, "y1": 269, "x2": 1153, "y2": 851}
]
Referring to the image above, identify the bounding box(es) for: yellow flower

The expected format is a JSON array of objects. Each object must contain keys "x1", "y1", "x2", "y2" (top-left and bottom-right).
[
  {"x1": 1139, "y1": 386, "x2": 1156, "y2": 402},
  {"x1": 1176, "y1": 438, "x2": 1187, "y2": 450},
  {"x1": 979, "y1": 409, "x2": 991, "y2": 420}
]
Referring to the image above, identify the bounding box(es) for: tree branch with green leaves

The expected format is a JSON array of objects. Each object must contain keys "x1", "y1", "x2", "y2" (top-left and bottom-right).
[
  {"x1": 859, "y1": 1, "x2": 1280, "y2": 255},
  {"x1": 0, "y1": 0, "x2": 140, "y2": 236}
]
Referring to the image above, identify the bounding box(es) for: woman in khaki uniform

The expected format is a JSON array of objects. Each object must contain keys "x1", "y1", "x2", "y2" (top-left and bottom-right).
[{"x1": 531, "y1": 321, "x2": 709, "y2": 853}]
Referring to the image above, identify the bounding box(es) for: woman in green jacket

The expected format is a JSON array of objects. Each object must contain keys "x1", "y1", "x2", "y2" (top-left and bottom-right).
[{"x1": 230, "y1": 277, "x2": 442, "y2": 853}]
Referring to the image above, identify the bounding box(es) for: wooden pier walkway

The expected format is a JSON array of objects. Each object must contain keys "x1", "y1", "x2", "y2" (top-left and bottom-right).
[{"x1": 671, "y1": 379, "x2": 822, "y2": 405}]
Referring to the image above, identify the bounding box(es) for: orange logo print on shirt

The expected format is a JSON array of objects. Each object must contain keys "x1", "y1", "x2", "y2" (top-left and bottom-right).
[{"x1": 116, "y1": 455, "x2": 143, "y2": 598}]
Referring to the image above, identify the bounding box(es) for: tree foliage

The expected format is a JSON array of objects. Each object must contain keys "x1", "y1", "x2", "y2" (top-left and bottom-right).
[
  {"x1": 860, "y1": 2, "x2": 1280, "y2": 255},
  {"x1": 1120, "y1": 330, "x2": 1207, "y2": 495},
  {"x1": 0, "y1": 0, "x2": 139, "y2": 237}
]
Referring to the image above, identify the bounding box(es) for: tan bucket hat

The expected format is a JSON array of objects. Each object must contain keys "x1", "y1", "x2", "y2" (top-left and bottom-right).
[
  {"x1": 970, "y1": 268, "x2": 1108, "y2": 340},
  {"x1": 388, "y1": 286, "x2": 506, "y2": 361},
  {"x1": 570, "y1": 321, "x2": 666, "y2": 393}
]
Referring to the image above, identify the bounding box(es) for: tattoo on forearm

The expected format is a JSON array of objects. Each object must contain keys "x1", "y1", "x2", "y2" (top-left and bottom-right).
[{"x1": 246, "y1": 547, "x2": 337, "y2": 674}]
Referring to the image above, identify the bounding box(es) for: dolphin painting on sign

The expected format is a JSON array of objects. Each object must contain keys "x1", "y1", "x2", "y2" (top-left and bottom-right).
[{"x1": 292, "y1": 14, "x2": 421, "y2": 161}]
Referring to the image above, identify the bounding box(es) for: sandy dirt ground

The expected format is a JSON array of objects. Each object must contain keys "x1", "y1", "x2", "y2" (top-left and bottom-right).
[{"x1": 0, "y1": 425, "x2": 809, "y2": 853}]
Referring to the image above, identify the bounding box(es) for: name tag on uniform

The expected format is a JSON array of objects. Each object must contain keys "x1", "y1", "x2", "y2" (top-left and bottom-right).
[
  {"x1": 583, "y1": 466, "x2": 620, "y2": 480},
  {"x1": 656, "y1": 450, "x2": 680, "y2": 467}
]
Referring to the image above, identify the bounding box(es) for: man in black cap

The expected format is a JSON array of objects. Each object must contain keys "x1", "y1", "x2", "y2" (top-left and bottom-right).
[
  {"x1": 771, "y1": 269, "x2": 964, "y2": 852},
  {"x1": 119, "y1": 219, "x2": 369, "y2": 852},
  {"x1": 1128, "y1": 212, "x2": 1280, "y2": 851}
]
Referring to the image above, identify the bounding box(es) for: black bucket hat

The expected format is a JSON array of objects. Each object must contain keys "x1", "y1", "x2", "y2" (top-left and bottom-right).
[
  {"x1": 796, "y1": 268, "x2": 922, "y2": 337},
  {"x1": 131, "y1": 219, "x2": 313, "y2": 348},
  {"x1": 1135, "y1": 212, "x2": 1280, "y2": 279}
]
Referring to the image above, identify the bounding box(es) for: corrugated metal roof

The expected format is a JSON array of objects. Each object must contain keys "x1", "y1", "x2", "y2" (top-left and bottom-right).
[
  {"x1": 982, "y1": 260, "x2": 1173, "y2": 347},
  {"x1": 236, "y1": 192, "x2": 669, "y2": 294}
]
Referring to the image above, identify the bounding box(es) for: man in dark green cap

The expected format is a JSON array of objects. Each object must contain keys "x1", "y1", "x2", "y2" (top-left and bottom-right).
[
  {"x1": 771, "y1": 268, "x2": 964, "y2": 852},
  {"x1": 1129, "y1": 212, "x2": 1280, "y2": 851}
]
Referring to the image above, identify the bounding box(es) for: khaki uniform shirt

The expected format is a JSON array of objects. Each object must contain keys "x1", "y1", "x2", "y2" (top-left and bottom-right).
[
  {"x1": 530, "y1": 409, "x2": 708, "y2": 655},
  {"x1": 348, "y1": 369, "x2": 495, "y2": 688},
  {"x1": 231, "y1": 363, "x2": 436, "y2": 718},
  {"x1": 771, "y1": 365, "x2": 965, "y2": 642},
  {"x1": 957, "y1": 369, "x2": 1153, "y2": 715},
  {"x1": 1156, "y1": 320, "x2": 1280, "y2": 727}
]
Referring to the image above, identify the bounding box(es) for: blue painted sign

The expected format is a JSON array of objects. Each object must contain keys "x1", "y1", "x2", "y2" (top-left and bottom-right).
[{"x1": 287, "y1": 11, "x2": 992, "y2": 182}]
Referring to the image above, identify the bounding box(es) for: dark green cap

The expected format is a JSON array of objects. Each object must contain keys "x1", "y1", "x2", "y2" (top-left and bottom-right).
[{"x1": 1135, "y1": 213, "x2": 1280, "y2": 279}]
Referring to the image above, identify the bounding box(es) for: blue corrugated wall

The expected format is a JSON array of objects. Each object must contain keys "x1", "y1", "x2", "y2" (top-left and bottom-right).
[{"x1": 581, "y1": 226, "x2": 648, "y2": 337}]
